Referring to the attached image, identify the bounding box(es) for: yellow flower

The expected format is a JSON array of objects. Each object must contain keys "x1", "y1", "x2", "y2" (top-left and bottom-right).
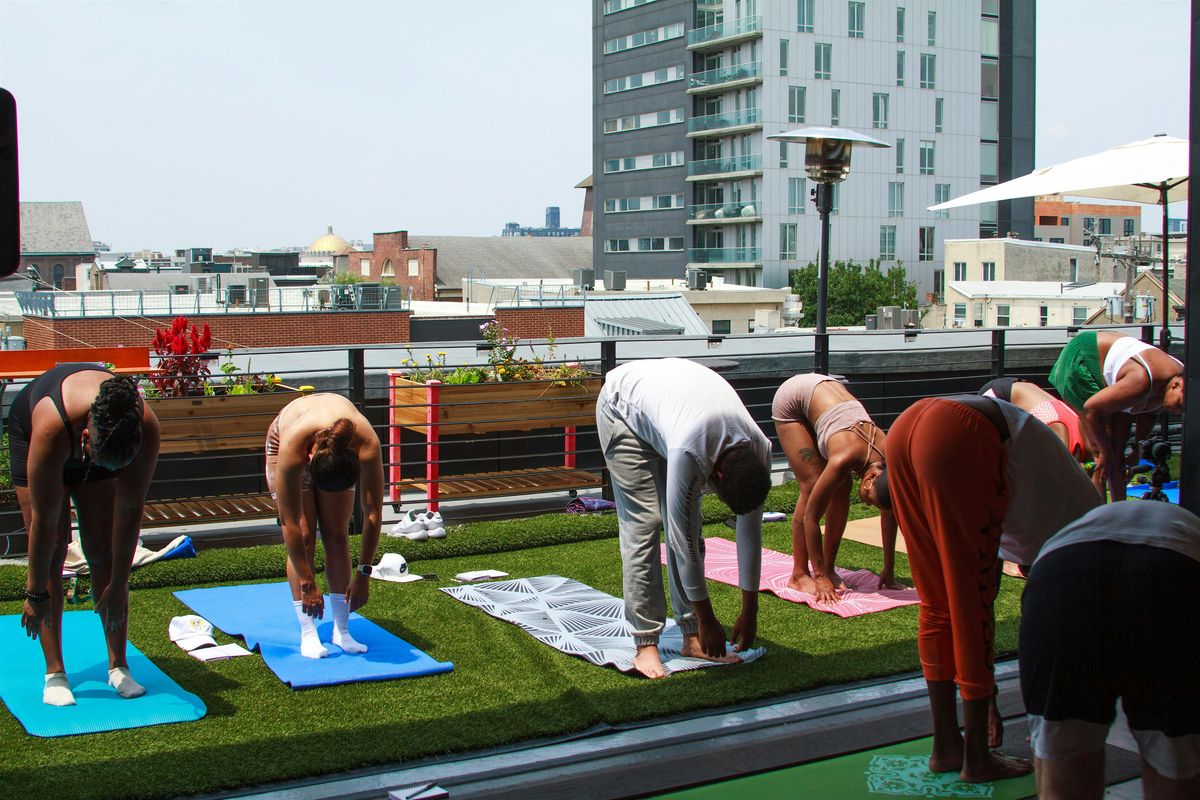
[{"x1": 497, "y1": 367, "x2": 506, "y2": 374}]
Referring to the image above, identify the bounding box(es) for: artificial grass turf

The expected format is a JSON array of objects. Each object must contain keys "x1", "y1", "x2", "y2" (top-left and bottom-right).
[{"x1": 0, "y1": 517, "x2": 1026, "y2": 800}]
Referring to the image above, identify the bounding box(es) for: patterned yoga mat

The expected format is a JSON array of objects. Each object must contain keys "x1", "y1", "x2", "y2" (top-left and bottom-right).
[
  {"x1": 442, "y1": 575, "x2": 766, "y2": 675},
  {"x1": 663, "y1": 537, "x2": 920, "y2": 618}
]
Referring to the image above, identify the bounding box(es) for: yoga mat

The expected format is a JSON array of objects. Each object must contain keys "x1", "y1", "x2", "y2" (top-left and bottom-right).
[
  {"x1": 442, "y1": 575, "x2": 765, "y2": 675},
  {"x1": 174, "y1": 582, "x2": 454, "y2": 689},
  {"x1": 657, "y1": 735, "x2": 1036, "y2": 799},
  {"x1": 0, "y1": 611, "x2": 206, "y2": 737},
  {"x1": 667, "y1": 537, "x2": 919, "y2": 618},
  {"x1": 1126, "y1": 480, "x2": 1179, "y2": 503}
]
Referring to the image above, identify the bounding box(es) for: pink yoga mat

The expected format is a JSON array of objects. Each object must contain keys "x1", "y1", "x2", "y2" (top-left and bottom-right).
[{"x1": 661, "y1": 537, "x2": 919, "y2": 618}]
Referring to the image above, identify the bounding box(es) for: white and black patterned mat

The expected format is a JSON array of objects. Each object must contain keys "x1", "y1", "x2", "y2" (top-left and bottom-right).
[{"x1": 442, "y1": 575, "x2": 766, "y2": 675}]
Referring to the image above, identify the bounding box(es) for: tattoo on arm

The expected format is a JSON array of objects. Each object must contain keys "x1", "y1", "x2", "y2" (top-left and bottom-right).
[{"x1": 799, "y1": 447, "x2": 815, "y2": 463}]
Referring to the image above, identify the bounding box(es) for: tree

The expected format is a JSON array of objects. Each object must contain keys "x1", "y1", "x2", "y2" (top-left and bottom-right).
[{"x1": 789, "y1": 259, "x2": 918, "y2": 327}]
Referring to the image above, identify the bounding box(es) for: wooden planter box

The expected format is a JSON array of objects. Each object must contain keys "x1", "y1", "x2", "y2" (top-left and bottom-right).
[
  {"x1": 388, "y1": 374, "x2": 603, "y2": 509},
  {"x1": 149, "y1": 389, "x2": 300, "y2": 455}
]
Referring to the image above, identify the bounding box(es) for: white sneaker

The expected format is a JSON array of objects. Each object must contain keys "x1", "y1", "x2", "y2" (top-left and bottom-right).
[
  {"x1": 389, "y1": 511, "x2": 427, "y2": 539},
  {"x1": 426, "y1": 526, "x2": 447, "y2": 539},
  {"x1": 420, "y1": 511, "x2": 446, "y2": 539}
]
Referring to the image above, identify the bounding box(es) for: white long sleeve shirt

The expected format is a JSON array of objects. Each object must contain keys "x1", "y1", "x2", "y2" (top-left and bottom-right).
[{"x1": 599, "y1": 358, "x2": 772, "y2": 601}]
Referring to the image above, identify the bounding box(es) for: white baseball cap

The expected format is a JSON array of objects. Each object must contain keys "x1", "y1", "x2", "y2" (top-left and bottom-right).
[{"x1": 169, "y1": 615, "x2": 217, "y2": 652}]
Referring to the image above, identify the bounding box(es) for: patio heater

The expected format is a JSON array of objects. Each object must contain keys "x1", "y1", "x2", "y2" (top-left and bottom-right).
[{"x1": 768, "y1": 127, "x2": 889, "y2": 374}]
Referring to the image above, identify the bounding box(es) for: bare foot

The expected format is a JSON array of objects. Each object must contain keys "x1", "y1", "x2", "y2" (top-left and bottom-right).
[
  {"x1": 829, "y1": 573, "x2": 847, "y2": 591},
  {"x1": 788, "y1": 574, "x2": 819, "y2": 595},
  {"x1": 928, "y1": 742, "x2": 964, "y2": 773},
  {"x1": 633, "y1": 644, "x2": 667, "y2": 679},
  {"x1": 877, "y1": 573, "x2": 909, "y2": 590},
  {"x1": 960, "y1": 750, "x2": 1032, "y2": 783},
  {"x1": 680, "y1": 634, "x2": 740, "y2": 664}
]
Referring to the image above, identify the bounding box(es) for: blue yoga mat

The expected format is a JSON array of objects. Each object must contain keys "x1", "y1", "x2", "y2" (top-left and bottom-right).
[
  {"x1": 1126, "y1": 480, "x2": 1179, "y2": 503},
  {"x1": 0, "y1": 611, "x2": 206, "y2": 738},
  {"x1": 174, "y1": 582, "x2": 454, "y2": 689}
]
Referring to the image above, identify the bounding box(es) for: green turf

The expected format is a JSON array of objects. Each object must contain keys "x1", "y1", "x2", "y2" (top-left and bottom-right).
[{"x1": 0, "y1": 485, "x2": 1026, "y2": 800}]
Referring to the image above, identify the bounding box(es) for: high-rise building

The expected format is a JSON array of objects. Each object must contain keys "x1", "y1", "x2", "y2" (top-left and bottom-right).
[{"x1": 592, "y1": 0, "x2": 1035, "y2": 297}]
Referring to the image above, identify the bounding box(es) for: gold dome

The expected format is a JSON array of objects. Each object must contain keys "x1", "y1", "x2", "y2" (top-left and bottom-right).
[{"x1": 306, "y1": 226, "x2": 355, "y2": 256}]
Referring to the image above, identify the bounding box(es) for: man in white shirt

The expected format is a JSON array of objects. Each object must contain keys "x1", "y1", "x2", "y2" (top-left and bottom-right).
[{"x1": 596, "y1": 358, "x2": 772, "y2": 679}]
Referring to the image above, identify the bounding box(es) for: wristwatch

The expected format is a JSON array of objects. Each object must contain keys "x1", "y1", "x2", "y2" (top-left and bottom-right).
[{"x1": 356, "y1": 564, "x2": 373, "y2": 576}]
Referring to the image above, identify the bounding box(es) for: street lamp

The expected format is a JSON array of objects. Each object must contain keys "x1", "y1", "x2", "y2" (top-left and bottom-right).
[{"x1": 767, "y1": 126, "x2": 889, "y2": 373}]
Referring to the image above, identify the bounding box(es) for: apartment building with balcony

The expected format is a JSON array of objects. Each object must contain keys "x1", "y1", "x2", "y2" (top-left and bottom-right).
[{"x1": 592, "y1": 0, "x2": 1035, "y2": 298}]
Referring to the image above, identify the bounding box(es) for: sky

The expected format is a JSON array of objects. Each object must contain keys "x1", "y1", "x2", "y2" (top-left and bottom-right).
[{"x1": 0, "y1": 0, "x2": 1190, "y2": 253}]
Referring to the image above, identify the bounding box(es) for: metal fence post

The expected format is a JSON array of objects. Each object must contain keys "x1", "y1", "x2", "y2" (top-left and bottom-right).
[
  {"x1": 349, "y1": 347, "x2": 366, "y2": 534},
  {"x1": 599, "y1": 339, "x2": 616, "y2": 501},
  {"x1": 990, "y1": 329, "x2": 1005, "y2": 378},
  {"x1": 814, "y1": 332, "x2": 829, "y2": 376}
]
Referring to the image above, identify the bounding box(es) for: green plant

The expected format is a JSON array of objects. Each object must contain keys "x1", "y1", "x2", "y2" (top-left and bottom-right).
[
  {"x1": 477, "y1": 321, "x2": 591, "y2": 385},
  {"x1": 332, "y1": 271, "x2": 363, "y2": 285}
]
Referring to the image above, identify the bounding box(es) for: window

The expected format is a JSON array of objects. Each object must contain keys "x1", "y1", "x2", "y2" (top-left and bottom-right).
[
  {"x1": 362, "y1": 259, "x2": 374, "y2": 277},
  {"x1": 895, "y1": 138, "x2": 904, "y2": 173},
  {"x1": 779, "y1": 39, "x2": 789, "y2": 75},
  {"x1": 1073, "y1": 307, "x2": 1088, "y2": 326},
  {"x1": 1050, "y1": 237, "x2": 1065, "y2": 244},
  {"x1": 980, "y1": 142, "x2": 998, "y2": 183},
  {"x1": 873, "y1": 92, "x2": 889, "y2": 129},
  {"x1": 848, "y1": 1, "x2": 864, "y2": 38},
  {"x1": 713, "y1": 319, "x2": 732, "y2": 334},
  {"x1": 1082, "y1": 217, "x2": 1096, "y2": 244},
  {"x1": 879, "y1": 225, "x2": 897, "y2": 260},
  {"x1": 603, "y1": 150, "x2": 685, "y2": 173},
  {"x1": 830, "y1": 88, "x2": 840, "y2": 124},
  {"x1": 952, "y1": 262, "x2": 966, "y2": 281},
  {"x1": 407, "y1": 258, "x2": 420, "y2": 277},
  {"x1": 797, "y1": 0, "x2": 814, "y2": 33},
  {"x1": 1098, "y1": 218, "x2": 1112, "y2": 235},
  {"x1": 788, "y1": 86, "x2": 806, "y2": 123},
  {"x1": 919, "y1": 227, "x2": 935, "y2": 261},
  {"x1": 934, "y1": 183, "x2": 950, "y2": 218},
  {"x1": 814, "y1": 42, "x2": 831, "y2": 79},
  {"x1": 788, "y1": 177, "x2": 807, "y2": 214},
  {"x1": 896, "y1": 6, "x2": 905, "y2": 41},
  {"x1": 982, "y1": 261, "x2": 996, "y2": 281},
  {"x1": 779, "y1": 140, "x2": 788, "y2": 168},
  {"x1": 933, "y1": 269, "x2": 945, "y2": 301},
  {"x1": 603, "y1": 22, "x2": 685, "y2": 54},
  {"x1": 1070, "y1": 258, "x2": 1079, "y2": 282},
  {"x1": 919, "y1": 140, "x2": 935, "y2": 175},
  {"x1": 927, "y1": 10, "x2": 936, "y2": 45},
  {"x1": 1040, "y1": 305, "x2": 1049, "y2": 327},
  {"x1": 954, "y1": 303, "x2": 967, "y2": 326},
  {"x1": 935, "y1": 97, "x2": 943, "y2": 132},
  {"x1": 606, "y1": 193, "x2": 685, "y2": 213},
  {"x1": 381, "y1": 258, "x2": 394, "y2": 277},
  {"x1": 981, "y1": 60, "x2": 999, "y2": 99},
  {"x1": 603, "y1": 0, "x2": 661, "y2": 13},
  {"x1": 981, "y1": 101, "x2": 999, "y2": 140},
  {"x1": 981, "y1": 18, "x2": 999, "y2": 57},
  {"x1": 919, "y1": 53, "x2": 935, "y2": 89},
  {"x1": 780, "y1": 223, "x2": 798, "y2": 259},
  {"x1": 605, "y1": 237, "x2": 684, "y2": 253},
  {"x1": 996, "y1": 304, "x2": 1010, "y2": 326},
  {"x1": 603, "y1": 107, "x2": 685, "y2": 134},
  {"x1": 896, "y1": 50, "x2": 905, "y2": 86},
  {"x1": 1124, "y1": 218, "x2": 1135, "y2": 236},
  {"x1": 1061, "y1": 216, "x2": 1070, "y2": 226},
  {"x1": 888, "y1": 181, "x2": 904, "y2": 217},
  {"x1": 604, "y1": 64, "x2": 685, "y2": 94}
]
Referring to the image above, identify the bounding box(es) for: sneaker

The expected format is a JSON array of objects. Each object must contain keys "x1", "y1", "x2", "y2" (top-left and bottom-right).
[
  {"x1": 426, "y1": 525, "x2": 447, "y2": 539},
  {"x1": 419, "y1": 511, "x2": 444, "y2": 530},
  {"x1": 389, "y1": 511, "x2": 427, "y2": 539}
]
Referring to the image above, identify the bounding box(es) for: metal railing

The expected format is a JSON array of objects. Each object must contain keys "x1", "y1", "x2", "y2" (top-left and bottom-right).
[
  {"x1": 687, "y1": 107, "x2": 760, "y2": 134},
  {"x1": 687, "y1": 247, "x2": 762, "y2": 264},
  {"x1": 687, "y1": 153, "x2": 761, "y2": 178},
  {"x1": 688, "y1": 61, "x2": 761, "y2": 90},
  {"x1": 687, "y1": 202, "x2": 761, "y2": 221},
  {"x1": 14, "y1": 285, "x2": 411, "y2": 318},
  {"x1": 687, "y1": 15, "x2": 762, "y2": 47}
]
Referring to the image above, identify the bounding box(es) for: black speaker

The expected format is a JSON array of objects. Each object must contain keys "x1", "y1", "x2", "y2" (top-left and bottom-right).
[{"x1": 0, "y1": 88, "x2": 17, "y2": 277}]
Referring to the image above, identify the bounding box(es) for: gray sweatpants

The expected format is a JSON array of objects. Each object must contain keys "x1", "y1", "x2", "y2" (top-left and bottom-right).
[{"x1": 597, "y1": 401, "x2": 699, "y2": 647}]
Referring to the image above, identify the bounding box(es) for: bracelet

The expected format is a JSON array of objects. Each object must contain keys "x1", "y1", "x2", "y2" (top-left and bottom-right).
[{"x1": 23, "y1": 589, "x2": 50, "y2": 603}]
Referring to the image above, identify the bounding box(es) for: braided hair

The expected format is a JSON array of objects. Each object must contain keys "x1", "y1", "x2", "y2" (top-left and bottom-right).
[{"x1": 88, "y1": 376, "x2": 143, "y2": 468}]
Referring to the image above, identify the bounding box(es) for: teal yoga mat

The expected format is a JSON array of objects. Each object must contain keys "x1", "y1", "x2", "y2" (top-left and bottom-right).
[
  {"x1": 0, "y1": 611, "x2": 206, "y2": 737},
  {"x1": 657, "y1": 736, "x2": 1036, "y2": 799}
]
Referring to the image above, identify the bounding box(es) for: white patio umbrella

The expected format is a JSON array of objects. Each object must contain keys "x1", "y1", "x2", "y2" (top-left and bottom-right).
[{"x1": 929, "y1": 134, "x2": 1187, "y2": 347}]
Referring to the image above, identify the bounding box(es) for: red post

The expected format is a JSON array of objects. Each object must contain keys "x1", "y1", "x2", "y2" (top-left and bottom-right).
[
  {"x1": 564, "y1": 426, "x2": 577, "y2": 469},
  {"x1": 388, "y1": 371, "x2": 401, "y2": 506},
  {"x1": 426, "y1": 380, "x2": 441, "y2": 512}
]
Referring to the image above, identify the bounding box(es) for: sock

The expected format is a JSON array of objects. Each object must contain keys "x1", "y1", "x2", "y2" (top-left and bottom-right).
[
  {"x1": 44, "y1": 672, "x2": 76, "y2": 706},
  {"x1": 329, "y1": 595, "x2": 367, "y2": 654},
  {"x1": 108, "y1": 667, "x2": 145, "y2": 699},
  {"x1": 293, "y1": 600, "x2": 328, "y2": 659}
]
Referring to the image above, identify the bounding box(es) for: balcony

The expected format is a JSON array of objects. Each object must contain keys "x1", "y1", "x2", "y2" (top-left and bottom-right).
[
  {"x1": 686, "y1": 153, "x2": 762, "y2": 181},
  {"x1": 687, "y1": 246, "x2": 762, "y2": 265},
  {"x1": 687, "y1": 202, "x2": 762, "y2": 225},
  {"x1": 687, "y1": 61, "x2": 762, "y2": 94},
  {"x1": 687, "y1": 107, "x2": 761, "y2": 138},
  {"x1": 687, "y1": 15, "x2": 762, "y2": 51}
]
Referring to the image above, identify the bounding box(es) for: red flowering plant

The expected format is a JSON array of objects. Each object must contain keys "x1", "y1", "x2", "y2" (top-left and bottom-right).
[{"x1": 148, "y1": 316, "x2": 212, "y2": 397}]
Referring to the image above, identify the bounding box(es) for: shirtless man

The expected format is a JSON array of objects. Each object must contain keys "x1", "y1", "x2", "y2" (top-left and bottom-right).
[
  {"x1": 771, "y1": 374, "x2": 900, "y2": 603},
  {"x1": 266, "y1": 393, "x2": 383, "y2": 658},
  {"x1": 1049, "y1": 330, "x2": 1183, "y2": 500},
  {"x1": 11, "y1": 365, "x2": 160, "y2": 705}
]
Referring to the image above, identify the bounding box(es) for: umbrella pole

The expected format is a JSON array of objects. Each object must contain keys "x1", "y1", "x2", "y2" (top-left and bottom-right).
[{"x1": 1161, "y1": 184, "x2": 1171, "y2": 352}]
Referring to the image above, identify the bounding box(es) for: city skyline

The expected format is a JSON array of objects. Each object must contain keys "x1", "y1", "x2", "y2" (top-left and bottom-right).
[{"x1": 0, "y1": 0, "x2": 1189, "y2": 253}]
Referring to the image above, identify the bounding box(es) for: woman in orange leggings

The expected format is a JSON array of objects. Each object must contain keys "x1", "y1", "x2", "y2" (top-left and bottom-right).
[{"x1": 865, "y1": 395, "x2": 1101, "y2": 784}]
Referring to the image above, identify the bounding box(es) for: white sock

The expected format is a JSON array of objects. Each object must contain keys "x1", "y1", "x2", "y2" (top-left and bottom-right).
[
  {"x1": 293, "y1": 600, "x2": 328, "y2": 659},
  {"x1": 329, "y1": 595, "x2": 367, "y2": 654},
  {"x1": 108, "y1": 667, "x2": 145, "y2": 699},
  {"x1": 44, "y1": 672, "x2": 76, "y2": 706}
]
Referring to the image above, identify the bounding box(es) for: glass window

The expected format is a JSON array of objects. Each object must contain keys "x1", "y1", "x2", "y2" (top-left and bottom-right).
[
  {"x1": 920, "y1": 140, "x2": 935, "y2": 175},
  {"x1": 1040, "y1": 305, "x2": 1049, "y2": 327},
  {"x1": 1073, "y1": 307, "x2": 1088, "y2": 326},
  {"x1": 779, "y1": 39, "x2": 789, "y2": 75},
  {"x1": 896, "y1": 50, "x2": 905, "y2": 86},
  {"x1": 896, "y1": 6, "x2": 905, "y2": 41},
  {"x1": 935, "y1": 97, "x2": 944, "y2": 132},
  {"x1": 814, "y1": 42, "x2": 832, "y2": 79},
  {"x1": 788, "y1": 177, "x2": 807, "y2": 214},
  {"x1": 830, "y1": 88, "x2": 841, "y2": 125},
  {"x1": 788, "y1": 85, "x2": 806, "y2": 123},
  {"x1": 981, "y1": 18, "x2": 999, "y2": 57},
  {"x1": 407, "y1": 258, "x2": 419, "y2": 277},
  {"x1": 934, "y1": 183, "x2": 950, "y2": 218},
  {"x1": 713, "y1": 319, "x2": 732, "y2": 334},
  {"x1": 981, "y1": 61, "x2": 999, "y2": 99},
  {"x1": 379, "y1": 258, "x2": 392, "y2": 277},
  {"x1": 779, "y1": 140, "x2": 788, "y2": 168},
  {"x1": 982, "y1": 261, "x2": 996, "y2": 281},
  {"x1": 1099, "y1": 218, "x2": 1112, "y2": 235},
  {"x1": 919, "y1": 227, "x2": 935, "y2": 261},
  {"x1": 848, "y1": 1, "x2": 864, "y2": 38},
  {"x1": 895, "y1": 138, "x2": 904, "y2": 173},
  {"x1": 954, "y1": 303, "x2": 967, "y2": 325},
  {"x1": 982, "y1": 0, "x2": 999, "y2": 15},
  {"x1": 953, "y1": 261, "x2": 967, "y2": 281},
  {"x1": 933, "y1": 269, "x2": 944, "y2": 301},
  {"x1": 920, "y1": 53, "x2": 935, "y2": 89},
  {"x1": 1124, "y1": 218, "x2": 1135, "y2": 236},
  {"x1": 1083, "y1": 218, "x2": 1096, "y2": 244},
  {"x1": 980, "y1": 142, "x2": 998, "y2": 183},
  {"x1": 873, "y1": 92, "x2": 889, "y2": 129},
  {"x1": 879, "y1": 225, "x2": 897, "y2": 260},
  {"x1": 981, "y1": 100, "x2": 999, "y2": 140},
  {"x1": 927, "y1": 11, "x2": 936, "y2": 45},
  {"x1": 996, "y1": 304, "x2": 1010, "y2": 327},
  {"x1": 780, "y1": 223, "x2": 797, "y2": 259},
  {"x1": 888, "y1": 182, "x2": 904, "y2": 217},
  {"x1": 1070, "y1": 258, "x2": 1079, "y2": 282},
  {"x1": 797, "y1": 0, "x2": 814, "y2": 33}
]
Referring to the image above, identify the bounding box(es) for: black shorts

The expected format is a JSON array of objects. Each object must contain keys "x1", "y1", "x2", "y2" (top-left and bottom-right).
[{"x1": 1020, "y1": 540, "x2": 1200, "y2": 777}]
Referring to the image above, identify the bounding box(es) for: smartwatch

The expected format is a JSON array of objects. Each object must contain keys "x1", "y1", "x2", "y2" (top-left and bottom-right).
[{"x1": 356, "y1": 564, "x2": 373, "y2": 577}]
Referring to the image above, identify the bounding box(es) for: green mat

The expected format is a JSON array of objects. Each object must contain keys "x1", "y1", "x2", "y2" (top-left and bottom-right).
[{"x1": 657, "y1": 736, "x2": 1035, "y2": 799}]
